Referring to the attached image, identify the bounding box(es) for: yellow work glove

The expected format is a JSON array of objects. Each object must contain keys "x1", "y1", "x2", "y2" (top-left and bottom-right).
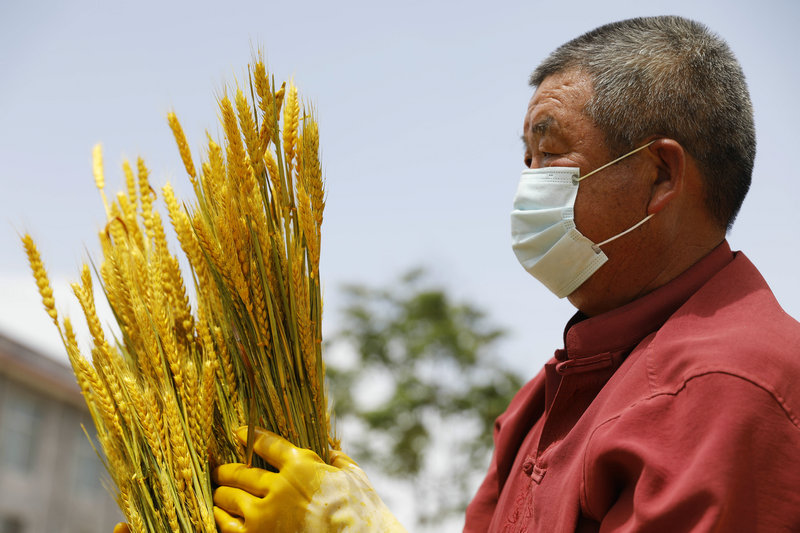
[{"x1": 213, "y1": 426, "x2": 407, "y2": 533}]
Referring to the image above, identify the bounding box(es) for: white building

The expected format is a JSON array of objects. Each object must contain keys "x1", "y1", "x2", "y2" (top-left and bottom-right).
[{"x1": 0, "y1": 332, "x2": 122, "y2": 533}]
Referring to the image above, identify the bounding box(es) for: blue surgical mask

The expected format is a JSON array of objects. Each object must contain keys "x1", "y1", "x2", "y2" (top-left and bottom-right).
[{"x1": 510, "y1": 142, "x2": 655, "y2": 298}]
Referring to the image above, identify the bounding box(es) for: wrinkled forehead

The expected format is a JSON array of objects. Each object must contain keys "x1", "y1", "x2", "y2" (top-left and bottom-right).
[
  {"x1": 527, "y1": 70, "x2": 593, "y2": 114},
  {"x1": 523, "y1": 70, "x2": 594, "y2": 135}
]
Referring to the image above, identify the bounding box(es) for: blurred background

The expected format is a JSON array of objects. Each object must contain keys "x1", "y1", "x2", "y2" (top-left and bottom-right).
[{"x1": 1, "y1": 0, "x2": 798, "y2": 531}]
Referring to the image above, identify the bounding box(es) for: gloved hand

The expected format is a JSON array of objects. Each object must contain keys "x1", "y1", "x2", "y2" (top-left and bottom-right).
[
  {"x1": 213, "y1": 426, "x2": 407, "y2": 532},
  {"x1": 112, "y1": 524, "x2": 129, "y2": 533}
]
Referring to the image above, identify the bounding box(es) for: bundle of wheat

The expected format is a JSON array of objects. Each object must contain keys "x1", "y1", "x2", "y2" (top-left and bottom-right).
[{"x1": 22, "y1": 55, "x2": 334, "y2": 532}]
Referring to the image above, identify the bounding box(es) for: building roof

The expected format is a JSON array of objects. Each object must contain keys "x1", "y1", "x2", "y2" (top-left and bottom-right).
[{"x1": 0, "y1": 330, "x2": 85, "y2": 409}]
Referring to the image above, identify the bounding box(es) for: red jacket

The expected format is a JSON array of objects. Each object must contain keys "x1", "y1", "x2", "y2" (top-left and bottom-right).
[{"x1": 465, "y1": 242, "x2": 800, "y2": 532}]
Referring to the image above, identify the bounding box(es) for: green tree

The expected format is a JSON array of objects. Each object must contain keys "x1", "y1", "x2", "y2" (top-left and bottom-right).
[{"x1": 326, "y1": 269, "x2": 524, "y2": 528}]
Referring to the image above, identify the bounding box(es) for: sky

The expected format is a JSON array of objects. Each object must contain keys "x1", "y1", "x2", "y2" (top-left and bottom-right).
[{"x1": 1, "y1": 0, "x2": 799, "y2": 527}]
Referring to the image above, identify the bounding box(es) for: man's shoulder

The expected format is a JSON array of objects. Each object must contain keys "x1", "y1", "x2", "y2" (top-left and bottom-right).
[
  {"x1": 644, "y1": 249, "x2": 800, "y2": 410},
  {"x1": 663, "y1": 250, "x2": 799, "y2": 342}
]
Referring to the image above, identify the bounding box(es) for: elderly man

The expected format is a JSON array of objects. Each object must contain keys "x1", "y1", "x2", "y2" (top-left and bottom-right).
[{"x1": 209, "y1": 15, "x2": 800, "y2": 532}]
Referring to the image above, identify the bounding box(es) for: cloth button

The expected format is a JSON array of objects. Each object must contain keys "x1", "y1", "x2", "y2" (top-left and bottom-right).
[
  {"x1": 531, "y1": 462, "x2": 546, "y2": 484},
  {"x1": 522, "y1": 456, "x2": 534, "y2": 476}
]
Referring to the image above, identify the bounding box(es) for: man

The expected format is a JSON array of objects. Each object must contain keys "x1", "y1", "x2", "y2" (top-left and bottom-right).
[{"x1": 210, "y1": 16, "x2": 800, "y2": 532}]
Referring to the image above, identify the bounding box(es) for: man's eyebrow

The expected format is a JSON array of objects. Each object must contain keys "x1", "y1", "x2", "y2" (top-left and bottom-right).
[
  {"x1": 521, "y1": 116, "x2": 556, "y2": 149},
  {"x1": 530, "y1": 116, "x2": 554, "y2": 136}
]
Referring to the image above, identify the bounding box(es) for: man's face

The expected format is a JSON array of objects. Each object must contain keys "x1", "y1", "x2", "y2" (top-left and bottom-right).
[{"x1": 521, "y1": 69, "x2": 656, "y2": 313}]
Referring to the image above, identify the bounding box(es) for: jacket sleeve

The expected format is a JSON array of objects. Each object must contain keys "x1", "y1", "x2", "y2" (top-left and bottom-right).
[
  {"x1": 464, "y1": 371, "x2": 548, "y2": 532},
  {"x1": 463, "y1": 448, "x2": 500, "y2": 532},
  {"x1": 581, "y1": 372, "x2": 800, "y2": 532}
]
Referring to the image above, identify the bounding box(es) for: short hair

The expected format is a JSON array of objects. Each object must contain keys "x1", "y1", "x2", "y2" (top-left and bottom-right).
[{"x1": 530, "y1": 16, "x2": 755, "y2": 230}]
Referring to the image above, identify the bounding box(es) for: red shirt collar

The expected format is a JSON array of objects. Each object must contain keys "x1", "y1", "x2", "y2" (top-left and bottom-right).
[{"x1": 561, "y1": 240, "x2": 735, "y2": 361}]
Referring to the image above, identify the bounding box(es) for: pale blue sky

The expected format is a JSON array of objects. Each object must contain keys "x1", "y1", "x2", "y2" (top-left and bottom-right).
[{"x1": 1, "y1": 0, "x2": 798, "y2": 377}]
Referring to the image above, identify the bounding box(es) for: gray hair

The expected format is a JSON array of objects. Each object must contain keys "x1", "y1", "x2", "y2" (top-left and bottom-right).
[{"x1": 530, "y1": 16, "x2": 755, "y2": 230}]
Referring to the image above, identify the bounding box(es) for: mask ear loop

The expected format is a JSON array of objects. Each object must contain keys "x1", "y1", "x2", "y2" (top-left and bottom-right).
[
  {"x1": 573, "y1": 140, "x2": 656, "y2": 185},
  {"x1": 591, "y1": 213, "x2": 655, "y2": 254},
  {"x1": 568, "y1": 139, "x2": 658, "y2": 254}
]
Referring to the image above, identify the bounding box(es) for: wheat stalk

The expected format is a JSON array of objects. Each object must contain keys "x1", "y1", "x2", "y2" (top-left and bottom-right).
[{"x1": 23, "y1": 55, "x2": 334, "y2": 532}]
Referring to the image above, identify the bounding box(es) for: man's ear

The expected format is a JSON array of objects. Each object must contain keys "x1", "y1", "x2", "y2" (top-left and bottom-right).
[{"x1": 646, "y1": 138, "x2": 685, "y2": 214}]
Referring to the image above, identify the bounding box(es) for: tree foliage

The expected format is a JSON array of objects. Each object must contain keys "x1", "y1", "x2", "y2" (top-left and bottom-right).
[{"x1": 326, "y1": 269, "x2": 524, "y2": 527}]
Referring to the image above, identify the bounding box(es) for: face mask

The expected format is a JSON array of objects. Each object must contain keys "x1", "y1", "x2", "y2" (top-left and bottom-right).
[{"x1": 510, "y1": 141, "x2": 655, "y2": 298}]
